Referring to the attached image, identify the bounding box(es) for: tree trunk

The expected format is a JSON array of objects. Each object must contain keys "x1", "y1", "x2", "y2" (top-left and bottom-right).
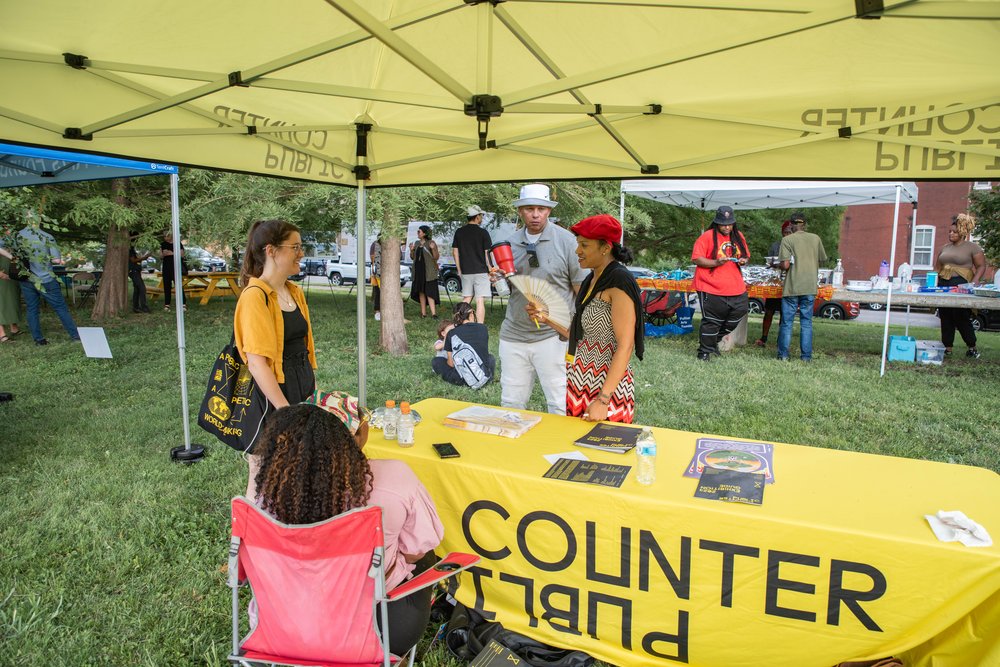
[
  {"x1": 378, "y1": 233, "x2": 409, "y2": 355},
  {"x1": 92, "y1": 179, "x2": 130, "y2": 319}
]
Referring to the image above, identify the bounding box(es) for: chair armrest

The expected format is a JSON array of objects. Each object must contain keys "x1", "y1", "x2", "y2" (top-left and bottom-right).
[{"x1": 385, "y1": 552, "x2": 480, "y2": 602}]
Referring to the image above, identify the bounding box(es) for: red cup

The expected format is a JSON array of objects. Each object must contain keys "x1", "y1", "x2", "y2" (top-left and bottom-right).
[{"x1": 491, "y1": 241, "x2": 516, "y2": 276}]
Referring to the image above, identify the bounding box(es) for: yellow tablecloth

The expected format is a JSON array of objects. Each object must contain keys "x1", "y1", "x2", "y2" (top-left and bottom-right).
[{"x1": 367, "y1": 399, "x2": 1000, "y2": 667}]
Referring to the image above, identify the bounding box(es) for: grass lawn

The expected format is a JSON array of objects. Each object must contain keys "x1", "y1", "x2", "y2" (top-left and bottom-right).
[{"x1": 2, "y1": 286, "x2": 998, "y2": 665}]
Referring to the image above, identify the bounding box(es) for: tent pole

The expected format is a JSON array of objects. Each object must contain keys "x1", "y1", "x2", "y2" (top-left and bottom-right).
[
  {"x1": 878, "y1": 185, "x2": 903, "y2": 378},
  {"x1": 169, "y1": 172, "x2": 204, "y2": 463},
  {"x1": 905, "y1": 205, "x2": 919, "y2": 337},
  {"x1": 356, "y1": 180, "x2": 367, "y2": 407}
]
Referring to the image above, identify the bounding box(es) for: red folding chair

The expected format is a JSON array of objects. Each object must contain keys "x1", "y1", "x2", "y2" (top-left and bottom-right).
[{"x1": 227, "y1": 497, "x2": 479, "y2": 667}]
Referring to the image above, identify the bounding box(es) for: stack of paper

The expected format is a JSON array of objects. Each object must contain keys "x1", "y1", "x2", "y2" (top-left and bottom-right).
[{"x1": 443, "y1": 405, "x2": 542, "y2": 439}]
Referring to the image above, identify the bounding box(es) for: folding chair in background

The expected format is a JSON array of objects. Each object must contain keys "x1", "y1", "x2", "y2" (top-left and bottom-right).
[{"x1": 227, "y1": 497, "x2": 480, "y2": 667}]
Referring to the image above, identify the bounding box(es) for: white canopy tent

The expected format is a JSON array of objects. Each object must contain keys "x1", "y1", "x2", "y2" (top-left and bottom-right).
[
  {"x1": 0, "y1": 142, "x2": 202, "y2": 460},
  {"x1": 2, "y1": 1, "x2": 998, "y2": 402},
  {"x1": 622, "y1": 179, "x2": 919, "y2": 375}
]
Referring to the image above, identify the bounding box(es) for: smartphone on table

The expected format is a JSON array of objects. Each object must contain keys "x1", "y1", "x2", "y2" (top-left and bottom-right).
[{"x1": 432, "y1": 442, "x2": 460, "y2": 459}]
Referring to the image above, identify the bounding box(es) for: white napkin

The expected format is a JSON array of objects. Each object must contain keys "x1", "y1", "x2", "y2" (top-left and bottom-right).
[
  {"x1": 544, "y1": 451, "x2": 589, "y2": 465},
  {"x1": 924, "y1": 510, "x2": 993, "y2": 547}
]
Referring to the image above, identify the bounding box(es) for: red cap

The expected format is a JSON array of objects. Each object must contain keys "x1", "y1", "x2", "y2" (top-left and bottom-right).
[
  {"x1": 570, "y1": 214, "x2": 622, "y2": 246},
  {"x1": 781, "y1": 220, "x2": 792, "y2": 233}
]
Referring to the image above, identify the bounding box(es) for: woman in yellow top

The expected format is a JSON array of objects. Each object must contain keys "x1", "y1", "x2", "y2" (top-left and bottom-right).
[
  {"x1": 934, "y1": 213, "x2": 987, "y2": 359},
  {"x1": 234, "y1": 219, "x2": 317, "y2": 497}
]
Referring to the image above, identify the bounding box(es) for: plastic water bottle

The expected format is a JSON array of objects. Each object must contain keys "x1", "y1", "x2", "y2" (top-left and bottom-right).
[
  {"x1": 493, "y1": 276, "x2": 511, "y2": 297},
  {"x1": 879, "y1": 260, "x2": 890, "y2": 279},
  {"x1": 635, "y1": 427, "x2": 657, "y2": 486},
  {"x1": 397, "y1": 401, "x2": 415, "y2": 447},
  {"x1": 382, "y1": 400, "x2": 398, "y2": 440},
  {"x1": 832, "y1": 259, "x2": 844, "y2": 287}
]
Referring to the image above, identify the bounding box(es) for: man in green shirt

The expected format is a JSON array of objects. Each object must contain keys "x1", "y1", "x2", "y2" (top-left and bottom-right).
[{"x1": 776, "y1": 212, "x2": 827, "y2": 361}]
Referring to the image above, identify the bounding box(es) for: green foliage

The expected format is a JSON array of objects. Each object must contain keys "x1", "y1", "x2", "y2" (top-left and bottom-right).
[
  {"x1": 2, "y1": 287, "x2": 998, "y2": 665},
  {"x1": 969, "y1": 184, "x2": 1000, "y2": 266}
]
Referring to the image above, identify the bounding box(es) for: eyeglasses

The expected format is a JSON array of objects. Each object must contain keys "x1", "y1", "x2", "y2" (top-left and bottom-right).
[
  {"x1": 525, "y1": 243, "x2": 539, "y2": 268},
  {"x1": 276, "y1": 243, "x2": 303, "y2": 252}
]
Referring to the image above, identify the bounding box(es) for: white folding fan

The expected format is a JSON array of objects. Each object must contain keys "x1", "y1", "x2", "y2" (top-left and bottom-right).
[{"x1": 508, "y1": 275, "x2": 573, "y2": 330}]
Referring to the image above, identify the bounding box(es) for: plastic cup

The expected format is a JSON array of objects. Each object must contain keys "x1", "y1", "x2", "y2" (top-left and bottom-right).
[
  {"x1": 926, "y1": 272, "x2": 938, "y2": 288},
  {"x1": 491, "y1": 241, "x2": 516, "y2": 276}
]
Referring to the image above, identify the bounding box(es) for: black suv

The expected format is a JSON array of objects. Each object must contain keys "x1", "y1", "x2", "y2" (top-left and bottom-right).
[{"x1": 438, "y1": 262, "x2": 462, "y2": 294}]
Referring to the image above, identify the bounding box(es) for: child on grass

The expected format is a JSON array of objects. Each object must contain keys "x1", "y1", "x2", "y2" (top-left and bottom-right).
[{"x1": 433, "y1": 320, "x2": 454, "y2": 359}]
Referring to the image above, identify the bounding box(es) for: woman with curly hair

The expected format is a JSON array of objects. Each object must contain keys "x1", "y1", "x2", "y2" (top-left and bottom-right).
[
  {"x1": 935, "y1": 213, "x2": 987, "y2": 358},
  {"x1": 253, "y1": 394, "x2": 444, "y2": 656}
]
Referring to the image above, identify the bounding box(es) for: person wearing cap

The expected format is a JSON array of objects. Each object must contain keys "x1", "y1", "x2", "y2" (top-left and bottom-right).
[
  {"x1": 451, "y1": 205, "x2": 494, "y2": 324},
  {"x1": 776, "y1": 211, "x2": 828, "y2": 361},
  {"x1": 253, "y1": 392, "x2": 444, "y2": 657},
  {"x1": 498, "y1": 184, "x2": 588, "y2": 414},
  {"x1": 755, "y1": 220, "x2": 794, "y2": 347},
  {"x1": 691, "y1": 206, "x2": 750, "y2": 361},
  {"x1": 528, "y1": 214, "x2": 644, "y2": 423}
]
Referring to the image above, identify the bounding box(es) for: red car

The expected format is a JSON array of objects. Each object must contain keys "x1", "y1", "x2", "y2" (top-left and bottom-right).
[{"x1": 748, "y1": 296, "x2": 860, "y2": 320}]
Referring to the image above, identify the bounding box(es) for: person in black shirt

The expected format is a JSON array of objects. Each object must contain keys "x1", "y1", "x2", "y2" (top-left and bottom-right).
[
  {"x1": 451, "y1": 206, "x2": 493, "y2": 324},
  {"x1": 432, "y1": 302, "x2": 495, "y2": 387},
  {"x1": 159, "y1": 232, "x2": 187, "y2": 311},
  {"x1": 128, "y1": 240, "x2": 151, "y2": 313}
]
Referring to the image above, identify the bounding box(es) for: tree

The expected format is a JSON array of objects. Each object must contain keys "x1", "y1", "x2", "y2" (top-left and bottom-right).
[{"x1": 969, "y1": 184, "x2": 1000, "y2": 267}]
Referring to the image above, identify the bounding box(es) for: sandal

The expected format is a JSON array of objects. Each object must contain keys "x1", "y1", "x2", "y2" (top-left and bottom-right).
[
  {"x1": 10, "y1": 329, "x2": 24, "y2": 337},
  {"x1": 0, "y1": 335, "x2": 10, "y2": 343}
]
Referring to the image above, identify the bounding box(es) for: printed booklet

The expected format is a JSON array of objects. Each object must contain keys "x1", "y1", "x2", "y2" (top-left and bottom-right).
[
  {"x1": 574, "y1": 422, "x2": 642, "y2": 453},
  {"x1": 684, "y1": 437, "x2": 775, "y2": 484},
  {"x1": 443, "y1": 405, "x2": 542, "y2": 439}
]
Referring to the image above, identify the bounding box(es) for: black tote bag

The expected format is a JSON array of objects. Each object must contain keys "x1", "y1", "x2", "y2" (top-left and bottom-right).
[{"x1": 197, "y1": 287, "x2": 271, "y2": 453}]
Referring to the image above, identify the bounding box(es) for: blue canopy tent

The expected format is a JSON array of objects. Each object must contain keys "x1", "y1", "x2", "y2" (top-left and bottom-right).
[{"x1": 0, "y1": 142, "x2": 201, "y2": 461}]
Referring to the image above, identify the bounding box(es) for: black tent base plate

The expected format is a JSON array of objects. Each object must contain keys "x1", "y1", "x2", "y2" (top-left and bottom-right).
[{"x1": 170, "y1": 444, "x2": 205, "y2": 464}]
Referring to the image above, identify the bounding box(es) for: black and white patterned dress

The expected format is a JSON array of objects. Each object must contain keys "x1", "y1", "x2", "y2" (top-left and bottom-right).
[{"x1": 565, "y1": 298, "x2": 635, "y2": 422}]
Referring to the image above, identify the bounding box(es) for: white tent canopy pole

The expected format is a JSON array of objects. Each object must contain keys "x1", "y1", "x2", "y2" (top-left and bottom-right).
[{"x1": 878, "y1": 185, "x2": 903, "y2": 377}]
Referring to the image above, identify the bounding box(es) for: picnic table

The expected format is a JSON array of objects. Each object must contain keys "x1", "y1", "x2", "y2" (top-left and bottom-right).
[{"x1": 147, "y1": 271, "x2": 242, "y2": 305}]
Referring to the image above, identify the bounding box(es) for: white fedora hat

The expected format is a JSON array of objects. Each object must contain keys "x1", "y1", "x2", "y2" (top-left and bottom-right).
[{"x1": 513, "y1": 183, "x2": 558, "y2": 208}]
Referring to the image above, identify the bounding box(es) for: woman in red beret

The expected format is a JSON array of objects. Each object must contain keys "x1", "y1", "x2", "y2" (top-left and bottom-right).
[{"x1": 527, "y1": 214, "x2": 644, "y2": 422}]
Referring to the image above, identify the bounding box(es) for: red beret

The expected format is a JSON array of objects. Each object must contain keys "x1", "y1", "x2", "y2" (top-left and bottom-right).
[{"x1": 570, "y1": 214, "x2": 622, "y2": 246}]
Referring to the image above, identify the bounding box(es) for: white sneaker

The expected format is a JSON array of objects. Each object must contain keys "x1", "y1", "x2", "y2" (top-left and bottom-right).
[{"x1": 374, "y1": 312, "x2": 381, "y2": 321}]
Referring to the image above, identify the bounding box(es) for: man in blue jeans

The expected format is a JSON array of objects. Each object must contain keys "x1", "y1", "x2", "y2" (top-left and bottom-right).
[
  {"x1": 17, "y1": 222, "x2": 80, "y2": 346},
  {"x1": 776, "y1": 212, "x2": 827, "y2": 361}
]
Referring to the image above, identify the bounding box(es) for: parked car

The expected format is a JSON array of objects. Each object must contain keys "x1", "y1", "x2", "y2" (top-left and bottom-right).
[
  {"x1": 437, "y1": 261, "x2": 505, "y2": 296},
  {"x1": 748, "y1": 296, "x2": 861, "y2": 320},
  {"x1": 437, "y1": 262, "x2": 463, "y2": 294},
  {"x1": 972, "y1": 309, "x2": 1000, "y2": 332},
  {"x1": 327, "y1": 258, "x2": 410, "y2": 287},
  {"x1": 299, "y1": 256, "x2": 337, "y2": 276},
  {"x1": 627, "y1": 266, "x2": 657, "y2": 280},
  {"x1": 185, "y1": 246, "x2": 227, "y2": 272}
]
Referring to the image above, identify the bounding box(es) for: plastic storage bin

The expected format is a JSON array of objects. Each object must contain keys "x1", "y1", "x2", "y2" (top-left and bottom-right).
[
  {"x1": 888, "y1": 336, "x2": 916, "y2": 362},
  {"x1": 916, "y1": 340, "x2": 945, "y2": 365}
]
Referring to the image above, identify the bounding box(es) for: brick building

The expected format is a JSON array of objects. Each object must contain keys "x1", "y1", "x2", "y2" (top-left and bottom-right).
[{"x1": 839, "y1": 181, "x2": 996, "y2": 283}]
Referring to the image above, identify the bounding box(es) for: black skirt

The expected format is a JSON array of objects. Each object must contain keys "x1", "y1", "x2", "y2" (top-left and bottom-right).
[{"x1": 278, "y1": 351, "x2": 315, "y2": 404}]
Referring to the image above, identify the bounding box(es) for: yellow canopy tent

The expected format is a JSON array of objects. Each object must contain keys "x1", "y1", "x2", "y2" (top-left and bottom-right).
[
  {"x1": 2, "y1": 0, "x2": 999, "y2": 402},
  {"x1": 2, "y1": 4, "x2": 1000, "y2": 665}
]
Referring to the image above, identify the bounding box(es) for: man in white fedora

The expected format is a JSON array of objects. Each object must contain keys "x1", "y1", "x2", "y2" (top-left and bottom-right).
[{"x1": 497, "y1": 184, "x2": 587, "y2": 414}]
